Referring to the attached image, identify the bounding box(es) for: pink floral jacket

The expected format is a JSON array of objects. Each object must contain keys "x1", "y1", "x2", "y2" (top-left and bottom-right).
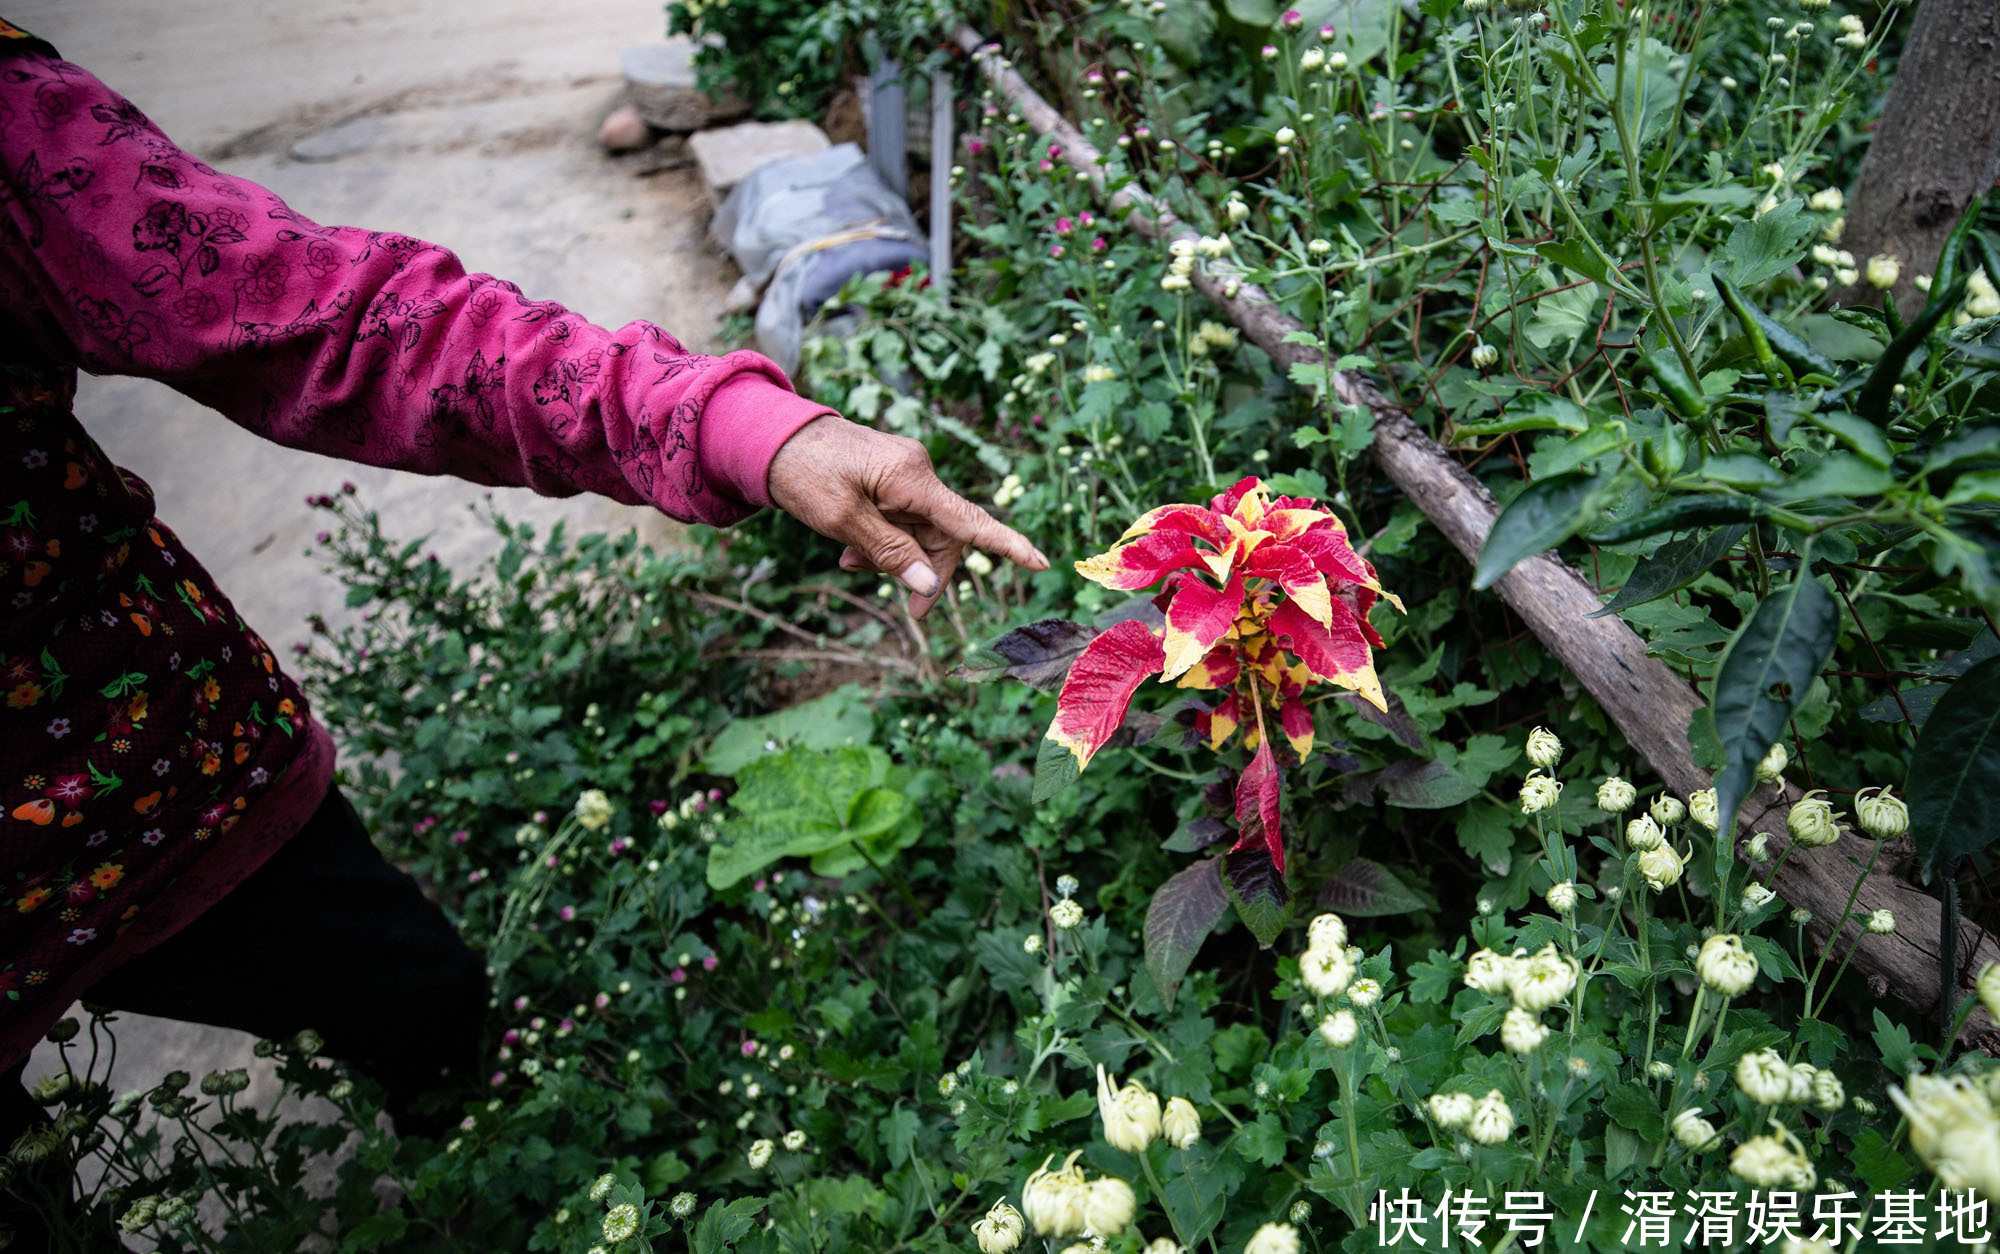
[{"x1": 0, "y1": 28, "x2": 832, "y2": 1067}]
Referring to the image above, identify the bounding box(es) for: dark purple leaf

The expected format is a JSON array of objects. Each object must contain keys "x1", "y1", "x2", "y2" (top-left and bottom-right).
[
  {"x1": 1223, "y1": 842, "x2": 1290, "y2": 948},
  {"x1": 1316, "y1": 857, "x2": 1432, "y2": 917},
  {"x1": 953, "y1": 618, "x2": 1099, "y2": 691},
  {"x1": 1163, "y1": 817, "x2": 1230, "y2": 854},
  {"x1": 1145, "y1": 857, "x2": 1229, "y2": 1009}
]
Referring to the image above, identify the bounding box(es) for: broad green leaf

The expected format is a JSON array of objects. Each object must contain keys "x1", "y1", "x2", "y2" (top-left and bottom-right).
[
  {"x1": 1317, "y1": 857, "x2": 1434, "y2": 916},
  {"x1": 1718, "y1": 199, "x2": 1813, "y2": 288},
  {"x1": 1452, "y1": 397, "x2": 1589, "y2": 438},
  {"x1": 702, "y1": 685, "x2": 876, "y2": 775},
  {"x1": 1647, "y1": 185, "x2": 1759, "y2": 224},
  {"x1": 1145, "y1": 857, "x2": 1231, "y2": 1009},
  {"x1": 1908, "y1": 654, "x2": 2000, "y2": 882},
  {"x1": 693, "y1": 1197, "x2": 769, "y2": 1254},
  {"x1": 1804, "y1": 410, "x2": 1893, "y2": 468},
  {"x1": 1700, "y1": 453, "x2": 1784, "y2": 489},
  {"x1": 1944, "y1": 470, "x2": 2000, "y2": 507},
  {"x1": 1219, "y1": 0, "x2": 1277, "y2": 23},
  {"x1": 1709, "y1": 572, "x2": 1841, "y2": 835},
  {"x1": 1524, "y1": 282, "x2": 1597, "y2": 350},
  {"x1": 1591, "y1": 525, "x2": 1748, "y2": 618},
  {"x1": 1924, "y1": 426, "x2": 2000, "y2": 476},
  {"x1": 1587, "y1": 496, "x2": 1765, "y2": 545},
  {"x1": 1602, "y1": 1081, "x2": 1664, "y2": 1141},
  {"x1": 1033, "y1": 733, "x2": 1082, "y2": 803},
  {"x1": 1771, "y1": 454, "x2": 1894, "y2": 502},
  {"x1": 708, "y1": 746, "x2": 909, "y2": 888},
  {"x1": 1473, "y1": 471, "x2": 1611, "y2": 589}
]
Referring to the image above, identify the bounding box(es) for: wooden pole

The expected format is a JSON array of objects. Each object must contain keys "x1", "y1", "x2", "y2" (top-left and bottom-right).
[{"x1": 953, "y1": 26, "x2": 1999, "y2": 1037}]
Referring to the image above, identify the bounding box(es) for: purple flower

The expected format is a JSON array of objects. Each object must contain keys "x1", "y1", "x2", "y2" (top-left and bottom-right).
[
  {"x1": 46, "y1": 719, "x2": 70, "y2": 739},
  {"x1": 701, "y1": 955, "x2": 718, "y2": 971},
  {"x1": 451, "y1": 829, "x2": 469, "y2": 845},
  {"x1": 559, "y1": 905, "x2": 576, "y2": 922},
  {"x1": 66, "y1": 928, "x2": 98, "y2": 946}
]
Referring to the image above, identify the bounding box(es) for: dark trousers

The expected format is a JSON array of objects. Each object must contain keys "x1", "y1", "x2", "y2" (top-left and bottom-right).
[{"x1": 1, "y1": 785, "x2": 487, "y2": 1243}]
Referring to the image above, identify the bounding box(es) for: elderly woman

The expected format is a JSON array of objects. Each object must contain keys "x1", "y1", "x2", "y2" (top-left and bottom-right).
[{"x1": 0, "y1": 13, "x2": 1043, "y2": 1179}]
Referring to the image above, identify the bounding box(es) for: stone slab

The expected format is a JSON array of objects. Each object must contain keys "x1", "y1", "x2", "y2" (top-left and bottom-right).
[
  {"x1": 622, "y1": 38, "x2": 748, "y2": 132},
  {"x1": 689, "y1": 119, "x2": 831, "y2": 205}
]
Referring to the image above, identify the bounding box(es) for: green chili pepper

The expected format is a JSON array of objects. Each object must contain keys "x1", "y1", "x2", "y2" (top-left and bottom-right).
[
  {"x1": 1713, "y1": 275, "x2": 1796, "y2": 389},
  {"x1": 1584, "y1": 494, "x2": 1769, "y2": 545}
]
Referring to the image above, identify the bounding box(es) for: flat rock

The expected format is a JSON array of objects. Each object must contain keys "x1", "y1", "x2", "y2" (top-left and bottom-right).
[
  {"x1": 689, "y1": 119, "x2": 830, "y2": 204},
  {"x1": 622, "y1": 38, "x2": 747, "y2": 131}
]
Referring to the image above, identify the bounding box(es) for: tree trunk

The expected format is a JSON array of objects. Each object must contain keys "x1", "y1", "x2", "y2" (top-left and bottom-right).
[{"x1": 1837, "y1": 0, "x2": 2000, "y2": 310}]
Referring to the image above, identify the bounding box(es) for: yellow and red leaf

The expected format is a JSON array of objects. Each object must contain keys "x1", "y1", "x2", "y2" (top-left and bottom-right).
[
  {"x1": 1161, "y1": 571, "x2": 1246, "y2": 682},
  {"x1": 1232, "y1": 741, "x2": 1285, "y2": 872},
  {"x1": 1045, "y1": 619, "x2": 1167, "y2": 769},
  {"x1": 1074, "y1": 530, "x2": 1208, "y2": 591},
  {"x1": 1269, "y1": 597, "x2": 1387, "y2": 710}
]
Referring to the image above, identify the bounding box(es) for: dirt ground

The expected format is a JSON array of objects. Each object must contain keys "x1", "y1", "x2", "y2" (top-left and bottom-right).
[{"x1": 17, "y1": 0, "x2": 739, "y2": 1163}]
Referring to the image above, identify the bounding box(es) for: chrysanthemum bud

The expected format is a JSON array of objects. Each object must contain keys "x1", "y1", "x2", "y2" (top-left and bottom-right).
[
  {"x1": 1866, "y1": 909, "x2": 1896, "y2": 936},
  {"x1": 1545, "y1": 880, "x2": 1577, "y2": 913},
  {"x1": 782, "y1": 1129, "x2": 808, "y2": 1151},
  {"x1": 602, "y1": 1203, "x2": 641, "y2": 1244},
  {"x1": 1854, "y1": 787, "x2": 1908, "y2": 840},
  {"x1": 1096, "y1": 1065, "x2": 1164, "y2": 1153},
  {"x1": 746, "y1": 1139, "x2": 775, "y2": 1169},
  {"x1": 1736, "y1": 1049, "x2": 1795, "y2": 1106},
  {"x1": 1687, "y1": 788, "x2": 1718, "y2": 831},
  {"x1": 1866, "y1": 255, "x2": 1901, "y2": 290},
  {"x1": 1469, "y1": 342, "x2": 1499, "y2": 369},
  {"x1": 1697, "y1": 934, "x2": 1758, "y2": 996},
  {"x1": 1650, "y1": 794, "x2": 1686, "y2": 826},
  {"x1": 1756, "y1": 742, "x2": 1789, "y2": 783},
  {"x1": 1519, "y1": 771, "x2": 1562, "y2": 814},
  {"x1": 1501, "y1": 1007, "x2": 1548, "y2": 1054},
  {"x1": 574, "y1": 789, "x2": 615, "y2": 831},
  {"x1": 1245, "y1": 1222, "x2": 1301, "y2": 1254},
  {"x1": 1463, "y1": 949, "x2": 1515, "y2": 995},
  {"x1": 1511, "y1": 945, "x2": 1579, "y2": 1013},
  {"x1": 1812, "y1": 1069, "x2": 1846, "y2": 1111},
  {"x1": 1428, "y1": 1091, "x2": 1474, "y2": 1129},
  {"x1": 1055, "y1": 874, "x2": 1080, "y2": 899},
  {"x1": 1162, "y1": 1096, "x2": 1202, "y2": 1148},
  {"x1": 1346, "y1": 977, "x2": 1381, "y2": 1008},
  {"x1": 973, "y1": 1199, "x2": 1027, "y2": 1254},
  {"x1": 1787, "y1": 792, "x2": 1841, "y2": 847},
  {"x1": 1307, "y1": 913, "x2": 1348, "y2": 951},
  {"x1": 1638, "y1": 843, "x2": 1685, "y2": 890},
  {"x1": 1524, "y1": 727, "x2": 1562, "y2": 769},
  {"x1": 1748, "y1": 832, "x2": 1771, "y2": 861},
  {"x1": 589, "y1": 1173, "x2": 616, "y2": 1203},
  {"x1": 1082, "y1": 1177, "x2": 1136, "y2": 1237},
  {"x1": 1742, "y1": 882, "x2": 1777, "y2": 910},
  {"x1": 1050, "y1": 899, "x2": 1084, "y2": 930},
  {"x1": 1597, "y1": 776, "x2": 1638, "y2": 813},
  {"x1": 1730, "y1": 1121, "x2": 1816, "y2": 1190},
  {"x1": 1467, "y1": 1090, "x2": 1516, "y2": 1144},
  {"x1": 1672, "y1": 1107, "x2": 1721, "y2": 1151},
  {"x1": 1299, "y1": 944, "x2": 1356, "y2": 998},
  {"x1": 1625, "y1": 814, "x2": 1665, "y2": 851},
  {"x1": 1319, "y1": 1009, "x2": 1359, "y2": 1048}
]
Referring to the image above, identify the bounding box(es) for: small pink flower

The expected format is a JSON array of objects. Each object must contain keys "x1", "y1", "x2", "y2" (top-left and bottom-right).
[
  {"x1": 741, "y1": 1040, "x2": 758, "y2": 1058},
  {"x1": 1050, "y1": 244, "x2": 1065, "y2": 258},
  {"x1": 1038, "y1": 160, "x2": 1053, "y2": 172},
  {"x1": 1135, "y1": 125, "x2": 1152, "y2": 139},
  {"x1": 1091, "y1": 237, "x2": 1108, "y2": 252},
  {"x1": 533, "y1": 810, "x2": 548, "y2": 824},
  {"x1": 451, "y1": 829, "x2": 469, "y2": 845},
  {"x1": 1319, "y1": 24, "x2": 1335, "y2": 39},
  {"x1": 513, "y1": 995, "x2": 529, "y2": 1012},
  {"x1": 708, "y1": 788, "x2": 723, "y2": 803},
  {"x1": 559, "y1": 1018, "x2": 575, "y2": 1032},
  {"x1": 490, "y1": 1071, "x2": 506, "y2": 1087},
  {"x1": 1086, "y1": 70, "x2": 1104, "y2": 84},
  {"x1": 545, "y1": 855, "x2": 558, "y2": 868},
  {"x1": 1080, "y1": 211, "x2": 1095, "y2": 226},
  {"x1": 595, "y1": 993, "x2": 611, "y2": 1008},
  {"x1": 754, "y1": 878, "x2": 768, "y2": 892},
  {"x1": 1047, "y1": 142, "x2": 1063, "y2": 160},
  {"x1": 503, "y1": 1029, "x2": 521, "y2": 1045},
  {"x1": 968, "y1": 138, "x2": 986, "y2": 154},
  {"x1": 670, "y1": 967, "x2": 688, "y2": 984},
  {"x1": 649, "y1": 799, "x2": 670, "y2": 815},
  {"x1": 702, "y1": 955, "x2": 718, "y2": 971},
  {"x1": 559, "y1": 905, "x2": 576, "y2": 922},
  {"x1": 1054, "y1": 216, "x2": 1074, "y2": 235}
]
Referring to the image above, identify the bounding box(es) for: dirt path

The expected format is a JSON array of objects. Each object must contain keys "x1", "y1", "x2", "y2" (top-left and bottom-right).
[{"x1": 17, "y1": 0, "x2": 739, "y2": 1168}]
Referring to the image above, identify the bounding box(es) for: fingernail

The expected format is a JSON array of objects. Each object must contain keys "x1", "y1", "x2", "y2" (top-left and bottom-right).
[
  {"x1": 899, "y1": 561, "x2": 940, "y2": 597},
  {"x1": 1031, "y1": 548, "x2": 1051, "y2": 569}
]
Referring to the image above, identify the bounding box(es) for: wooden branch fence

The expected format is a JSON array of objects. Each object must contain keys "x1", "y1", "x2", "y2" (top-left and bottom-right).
[{"x1": 952, "y1": 25, "x2": 1998, "y2": 1039}]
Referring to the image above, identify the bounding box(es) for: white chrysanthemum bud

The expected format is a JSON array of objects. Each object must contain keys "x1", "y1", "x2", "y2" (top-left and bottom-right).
[
  {"x1": 1672, "y1": 1107, "x2": 1721, "y2": 1151},
  {"x1": 1501, "y1": 1007, "x2": 1549, "y2": 1054},
  {"x1": 1307, "y1": 238, "x2": 1332, "y2": 256},
  {"x1": 1299, "y1": 47, "x2": 1325, "y2": 70},
  {"x1": 1096, "y1": 1065, "x2": 1163, "y2": 1153},
  {"x1": 747, "y1": 1138, "x2": 775, "y2": 1169},
  {"x1": 1866, "y1": 255, "x2": 1901, "y2": 290},
  {"x1": 973, "y1": 1200, "x2": 1026, "y2": 1254},
  {"x1": 1469, "y1": 342, "x2": 1499, "y2": 369},
  {"x1": 1648, "y1": 1060, "x2": 1675, "y2": 1081},
  {"x1": 1023, "y1": 933, "x2": 1043, "y2": 954},
  {"x1": 1697, "y1": 934, "x2": 1759, "y2": 996},
  {"x1": 1467, "y1": 1090, "x2": 1516, "y2": 1145},
  {"x1": 573, "y1": 789, "x2": 615, "y2": 831},
  {"x1": 1162, "y1": 1096, "x2": 1201, "y2": 1148},
  {"x1": 589, "y1": 1173, "x2": 617, "y2": 1203},
  {"x1": 1545, "y1": 880, "x2": 1577, "y2": 913},
  {"x1": 1866, "y1": 909, "x2": 1896, "y2": 935},
  {"x1": 1320, "y1": 1010, "x2": 1360, "y2": 1048},
  {"x1": 1812, "y1": 1069, "x2": 1846, "y2": 1111},
  {"x1": 1890, "y1": 1073, "x2": 2000, "y2": 1199},
  {"x1": 1597, "y1": 776, "x2": 1638, "y2": 813},
  {"x1": 783, "y1": 1129, "x2": 808, "y2": 1151},
  {"x1": 1650, "y1": 794, "x2": 1686, "y2": 826},
  {"x1": 1519, "y1": 770, "x2": 1562, "y2": 814},
  {"x1": 1743, "y1": 882, "x2": 1777, "y2": 910},
  {"x1": 1736, "y1": 1049, "x2": 1795, "y2": 1106},
  {"x1": 1307, "y1": 913, "x2": 1348, "y2": 951},
  {"x1": 1748, "y1": 832, "x2": 1771, "y2": 861},
  {"x1": 1226, "y1": 197, "x2": 1250, "y2": 224},
  {"x1": 1274, "y1": 126, "x2": 1297, "y2": 145},
  {"x1": 1730, "y1": 1121, "x2": 1817, "y2": 1190},
  {"x1": 1464, "y1": 949, "x2": 1515, "y2": 995},
  {"x1": 1756, "y1": 742, "x2": 1789, "y2": 783},
  {"x1": 1788, "y1": 792, "x2": 1841, "y2": 847},
  {"x1": 670, "y1": 1192, "x2": 697, "y2": 1219},
  {"x1": 1346, "y1": 978, "x2": 1381, "y2": 1008},
  {"x1": 1637, "y1": 843, "x2": 1685, "y2": 891},
  {"x1": 603, "y1": 1203, "x2": 641, "y2": 1244},
  {"x1": 1687, "y1": 788, "x2": 1718, "y2": 831},
  {"x1": 1525, "y1": 727, "x2": 1562, "y2": 769},
  {"x1": 1787, "y1": 1063, "x2": 1818, "y2": 1105},
  {"x1": 1428, "y1": 1091, "x2": 1475, "y2": 1129},
  {"x1": 1081, "y1": 1177, "x2": 1136, "y2": 1237},
  {"x1": 1055, "y1": 874, "x2": 1080, "y2": 899},
  {"x1": 1808, "y1": 186, "x2": 1844, "y2": 212},
  {"x1": 1511, "y1": 945, "x2": 1579, "y2": 1013},
  {"x1": 1979, "y1": 963, "x2": 2000, "y2": 1021},
  {"x1": 1854, "y1": 787, "x2": 1908, "y2": 840},
  {"x1": 1050, "y1": 899, "x2": 1084, "y2": 930},
  {"x1": 1244, "y1": 1222, "x2": 1301, "y2": 1254},
  {"x1": 1299, "y1": 944, "x2": 1356, "y2": 998},
  {"x1": 1625, "y1": 814, "x2": 1665, "y2": 852},
  {"x1": 1021, "y1": 1152, "x2": 1088, "y2": 1237}
]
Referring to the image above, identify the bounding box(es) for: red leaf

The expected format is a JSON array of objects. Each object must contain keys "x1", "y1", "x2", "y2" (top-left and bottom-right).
[
  {"x1": 1243, "y1": 543, "x2": 1334, "y2": 628},
  {"x1": 1161, "y1": 571, "x2": 1245, "y2": 681},
  {"x1": 1120, "y1": 501, "x2": 1229, "y2": 545},
  {"x1": 1279, "y1": 699, "x2": 1315, "y2": 760},
  {"x1": 1211, "y1": 476, "x2": 1265, "y2": 516},
  {"x1": 1233, "y1": 741, "x2": 1285, "y2": 872},
  {"x1": 1176, "y1": 642, "x2": 1240, "y2": 692},
  {"x1": 1270, "y1": 597, "x2": 1386, "y2": 709},
  {"x1": 1075, "y1": 529, "x2": 1208, "y2": 591},
  {"x1": 1046, "y1": 619, "x2": 1166, "y2": 770}
]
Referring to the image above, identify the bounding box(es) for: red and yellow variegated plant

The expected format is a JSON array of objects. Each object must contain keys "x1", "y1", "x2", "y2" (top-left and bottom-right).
[{"x1": 1045, "y1": 477, "x2": 1401, "y2": 874}]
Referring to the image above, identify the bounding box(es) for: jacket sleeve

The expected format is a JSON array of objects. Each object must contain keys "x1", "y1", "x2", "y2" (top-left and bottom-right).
[{"x1": 0, "y1": 51, "x2": 832, "y2": 523}]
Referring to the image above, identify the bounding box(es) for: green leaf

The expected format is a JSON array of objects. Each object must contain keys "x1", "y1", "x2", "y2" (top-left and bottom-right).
[
  {"x1": 1851, "y1": 1127, "x2": 1915, "y2": 1193},
  {"x1": 1586, "y1": 496, "x2": 1766, "y2": 545},
  {"x1": 1718, "y1": 199, "x2": 1813, "y2": 288},
  {"x1": 1452, "y1": 397, "x2": 1589, "y2": 438},
  {"x1": 702, "y1": 686, "x2": 876, "y2": 775},
  {"x1": 1033, "y1": 733, "x2": 1083, "y2": 803},
  {"x1": 1709, "y1": 572, "x2": 1841, "y2": 836},
  {"x1": 1804, "y1": 410, "x2": 1893, "y2": 468},
  {"x1": 1944, "y1": 470, "x2": 2000, "y2": 507},
  {"x1": 692, "y1": 1197, "x2": 769, "y2": 1254},
  {"x1": 1316, "y1": 857, "x2": 1434, "y2": 916},
  {"x1": 708, "y1": 746, "x2": 910, "y2": 888},
  {"x1": 1473, "y1": 472, "x2": 1611, "y2": 589},
  {"x1": 1908, "y1": 654, "x2": 2000, "y2": 882},
  {"x1": 1871, "y1": 1007, "x2": 1922, "y2": 1080},
  {"x1": 1602, "y1": 1081, "x2": 1664, "y2": 1141},
  {"x1": 1771, "y1": 454, "x2": 1894, "y2": 502},
  {"x1": 1592, "y1": 525, "x2": 1748, "y2": 618},
  {"x1": 1145, "y1": 858, "x2": 1230, "y2": 1009},
  {"x1": 1223, "y1": 845, "x2": 1291, "y2": 948},
  {"x1": 1700, "y1": 453, "x2": 1784, "y2": 489}
]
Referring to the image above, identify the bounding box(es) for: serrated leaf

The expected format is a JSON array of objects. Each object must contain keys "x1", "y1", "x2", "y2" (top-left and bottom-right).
[
  {"x1": 701, "y1": 685, "x2": 875, "y2": 774},
  {"x1": 1591, "y1": 525, "x2": 1748, "y2": 618},
  {"x1": 1316, "y1": 857, "x2": 1432, "y2": 916},
  {"x1": 708, "y1": 746, "x2": 908, "y2": 888},
  {"x1": 692, "y1": 1196, "x2": 769, "y2": 1254},
  {"x1": 1145, "y1": 858, "x2": 1230, "y2": 1009},
  {"x1": 1473, "y1": 471, "x2": 1611, "y2": 589},
  {"x1": 1033, "y1": 733, "x2": 1082, "y2": 803},
  {"x1": 1872, "y1": 1007, "x2": 1922, "y2": 1079},
  {"x1": 954, "y1": 619, "x2": 1099, "y2": 690},
  {"x1": 1908, "y1": 654, "x2": 2000, "y2": 882},
  {"x1": 1710, "y1": 571, "x2": 1840, "y2": 836},
  {"x1": 1719, "y1": 198, "x2": 1812, "y2": 288},
  {"x1": 1223, "y1": 844, "x2": 1290, "y2": 948},
  {"x1": 1603, "y1": 1081, "x2": 1664, "y2": 1141}
]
